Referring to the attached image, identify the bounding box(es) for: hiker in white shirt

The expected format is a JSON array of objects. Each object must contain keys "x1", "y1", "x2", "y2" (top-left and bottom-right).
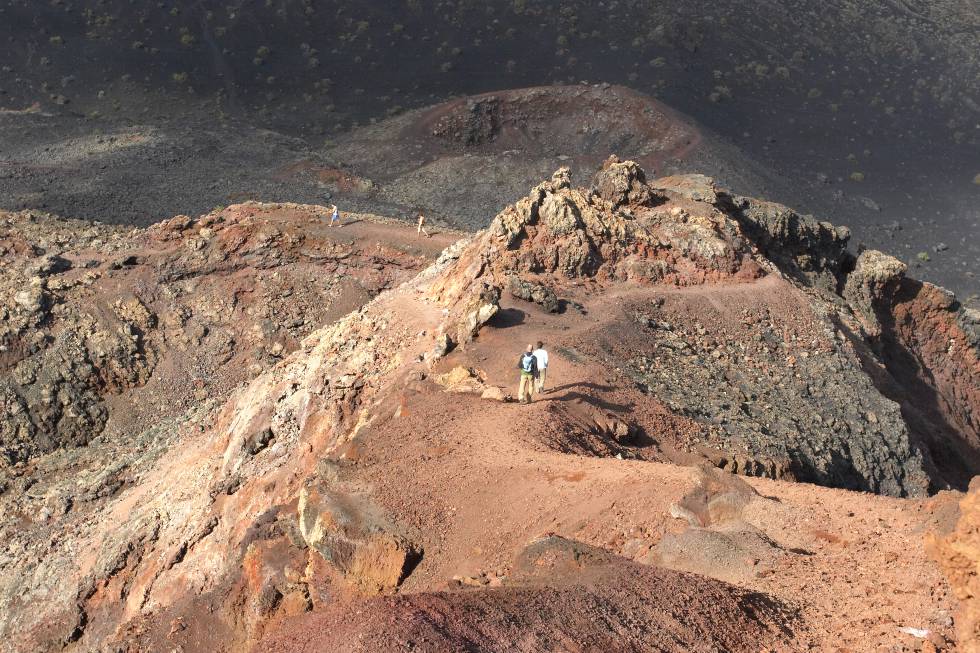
[
  {"x1": 532, "y1": 341, "x2": 549, "y2": 393},
  {"x1": 517, "y1": 344, "x2": 538, "y2": 403}
]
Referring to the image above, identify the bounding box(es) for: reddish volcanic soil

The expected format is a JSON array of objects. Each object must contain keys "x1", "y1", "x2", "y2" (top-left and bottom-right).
[
  {"x1": 1, "y1": 161, "x2": 975, "y2": 653},
  {"x1": 269, "y1": 281, "x2": 959, "y2": 652}
]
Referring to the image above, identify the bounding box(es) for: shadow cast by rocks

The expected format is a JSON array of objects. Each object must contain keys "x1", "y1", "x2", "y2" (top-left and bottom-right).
[{"x1": 486, "y1": 307, "x2": 526, "y2": 329}]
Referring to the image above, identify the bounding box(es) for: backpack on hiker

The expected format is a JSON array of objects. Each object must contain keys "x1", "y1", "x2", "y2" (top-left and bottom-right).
[{"x1": 519, "y1": 353, "x2": 537, "y2": 374}]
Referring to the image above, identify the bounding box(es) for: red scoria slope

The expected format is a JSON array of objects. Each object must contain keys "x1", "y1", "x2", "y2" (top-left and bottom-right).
[{"x1": 0, "y1": 160, "x2": 976, "y2": 652}]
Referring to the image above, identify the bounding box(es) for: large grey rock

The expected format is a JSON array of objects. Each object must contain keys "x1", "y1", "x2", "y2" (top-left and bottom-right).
[
  {"x1": 843, "y1": 249, "x2": 907, "y2": 338},
  {"x1": 591, "y1": 155, "x2": 653, "y2": 208},
  {"x1": 508, "y1": 276, "x2": 560, "y2": 313},
  {"x1": 298, "y1": 483, "x2": 421, "y2": 595}
]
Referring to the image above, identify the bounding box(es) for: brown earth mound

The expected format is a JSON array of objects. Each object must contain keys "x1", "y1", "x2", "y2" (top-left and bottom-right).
[{"x1": 257, "y1": 537, "x2": 795, "y2": 653}]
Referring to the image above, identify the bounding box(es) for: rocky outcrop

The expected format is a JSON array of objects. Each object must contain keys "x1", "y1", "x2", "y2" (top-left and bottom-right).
[
  {"x1": 929, "y1": 480, "x2": 980, "y2": 652},
  {"x1": 507, "y1": 275, "x2": 560, "y2": 313},
  {"x1": 844, "y1": 249, "x2": 908, "y2": 338},
  {"x1": 729, "y1": 194, "x2": 854, "y2": 293},
  {"x1": 483, "y1": 167, "x2": 758, "y2": 286},
  {"x1": 838, "y1": 247, "x2": 980, "y2": 490},
  {"x1": 0, "y1": 204, "x2": 440, "y2": 467},
  {"x1": 591, "y1": 155, "x2": 655, "y2": 209},
  {"x1": 298, "y1": 483, "x2": 421, "y2": 595}
]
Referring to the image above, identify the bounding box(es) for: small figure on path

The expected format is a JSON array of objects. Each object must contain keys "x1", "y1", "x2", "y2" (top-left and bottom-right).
[
  {"x1": 533, "y1": 341, "x2": 549, "y2": 393},
  {"x1": 329, "y1": 204, "x2": 341, "y2": 227},
  {"x1": 417, "y1": 210, "x2": 430, "y2": 238},
  {"x1": 517, "y1": 343, "x2": 538, "y2": 404}
]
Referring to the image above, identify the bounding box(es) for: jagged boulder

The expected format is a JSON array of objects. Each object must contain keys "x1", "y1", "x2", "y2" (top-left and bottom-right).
[
  {"x1": 843, "y1": 249, "x2": 907, "y2": 338},
  {"x1": 455, "y1": 282, "x2": 501, "y2": 344},
  {"x1": 646, "y1": 520, "x2": 784, "y2": 585},
  {"x1": 591, "y1": 155, "x2": 654, "y2": 208},
  {"x1": 298, "y1": 483, "x2": 421, "y2": 595},
  {"x1": 669, "y1": 465, "x2": 759, "y2": 528},
  {"x1": 508, "y1": 276, "x2": 560, "y2": 313},
  {"x1": 434, "y1": 366, "x2": 487, "y2": 394},
  {"x1": 647, "y1": 466, "x2": 784, "y2": 585}
]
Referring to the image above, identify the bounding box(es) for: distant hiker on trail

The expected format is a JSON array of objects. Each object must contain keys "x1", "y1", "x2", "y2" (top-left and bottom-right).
[
  {"x1": 517, "y1": 343, "x2": 538, "y2": 404},
  {"x1": 329, "y1": 204, "x2": 341, "y2": 227},
  {"x1": 417, "y1": 210, "x2": 430, "y2": 238},
  {"x1": 533, "y1": 341, "x2": 549, "y2": 393}
]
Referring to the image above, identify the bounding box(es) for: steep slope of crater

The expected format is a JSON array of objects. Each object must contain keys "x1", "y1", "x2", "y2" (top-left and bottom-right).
[{"x1": 0, "y1": 160, "x2": 974, "y2": 652}]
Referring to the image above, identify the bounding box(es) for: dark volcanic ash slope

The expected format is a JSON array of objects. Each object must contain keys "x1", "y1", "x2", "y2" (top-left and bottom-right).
[
  {"x1": 316, "y1": 84, "x2": 824, "y2": 231},
  {"x1": 0, "y1": 160, "x2": 974, "y2": 653}
]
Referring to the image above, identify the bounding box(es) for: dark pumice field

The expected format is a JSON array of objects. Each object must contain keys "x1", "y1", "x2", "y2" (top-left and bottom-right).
[{"x1": 0, "y1": 2, "x2": 978, "y2": 652}]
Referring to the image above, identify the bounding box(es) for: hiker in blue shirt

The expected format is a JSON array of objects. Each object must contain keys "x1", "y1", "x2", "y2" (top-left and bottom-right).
[
  {"x1": 517, "y1": 343, "x2": 539, "y2": 403},
  {"x1": 328, "y1": 204, "x2": 341, "y2": 227}
]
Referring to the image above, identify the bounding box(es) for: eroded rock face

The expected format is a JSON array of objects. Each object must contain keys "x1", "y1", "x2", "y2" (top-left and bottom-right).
[
  {"x1": 624, "y1": 291, "x2": 928, "y2": 495},
  {"x1": 298, "y1": 483, "x2": 421, "y2": 595},
  {"x1": 0, "y1": 204, "x2": 439, "y2": 466},
  {"x1": 730, "y1": 193, "x2": 854, "y2": 293},
  {"x1": 0, "y1": 205, "x2": 455, "y2": 650},
  {"x1": 839, "y1": 248, "x2": 980, "y2": 490},
  {"x1": 431, "y1": 96, "x2": 502, "y2": 146}
]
